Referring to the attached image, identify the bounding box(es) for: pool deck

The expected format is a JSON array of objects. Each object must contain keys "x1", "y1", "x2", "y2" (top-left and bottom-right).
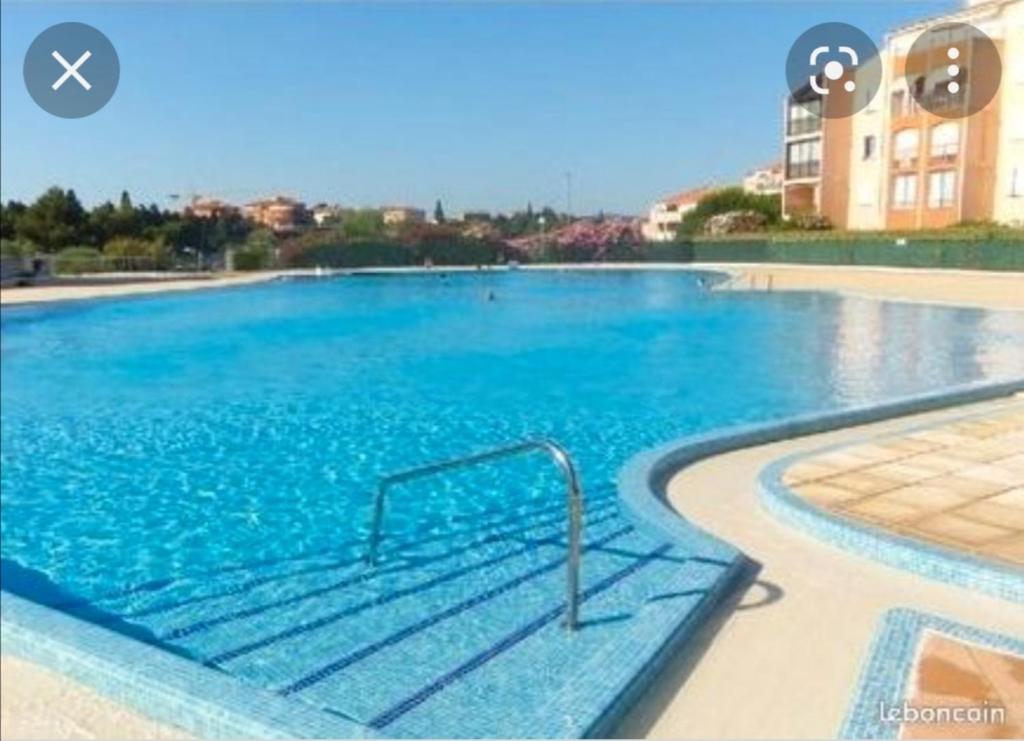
[
  {"x1": 1, "y1": 263, "x2": 1022, "y2": 310},
  {"x1": 784, "y1": 409, "x2": 1023, "y2": 567},
  {"x1": 615, "y1": 395, "x2": 1024, "y2": 740}
]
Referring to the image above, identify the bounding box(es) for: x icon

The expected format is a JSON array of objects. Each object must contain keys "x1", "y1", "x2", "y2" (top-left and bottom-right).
[{"x1": 51, "y1": 50, "x2": 92, "y2": 91}]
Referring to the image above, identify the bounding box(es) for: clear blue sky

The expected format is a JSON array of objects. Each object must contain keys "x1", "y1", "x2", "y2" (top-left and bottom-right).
[{"x1": 1, "y1": 1, "x2": 957, "y2": 215}]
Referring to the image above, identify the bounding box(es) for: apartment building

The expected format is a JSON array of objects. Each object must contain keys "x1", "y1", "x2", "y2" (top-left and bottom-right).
[
  {"x1": 640, "y1": 187, "x2": 715, "y2": 242},
  {"x1": 743, "y1": 163, "x2": 784, "y2": 195},
  {"x1": 381, "y1": 206, "x2": 426, "y2": 227},
  {"x1": 185, "y1": 197, "x2": 239, "y2": 220},
  {"x1": 781, "y1": 87, "x2": 824, "y2": 218},
  {"x1": 243, "y1": 196, "x2": 309, "y2": 233},
  {"x1": 782, "y1": 0, "x2": 1023, "y2": 230}
]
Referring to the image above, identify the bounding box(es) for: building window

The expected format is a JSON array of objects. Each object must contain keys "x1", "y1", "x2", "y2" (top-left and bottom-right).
[
  {"x1": 893, "y1": 129, "x2": 920, "y2": 165},
  {"x1": 862, "y1": 135, "x2": 877, "y2": 161},
  {"x1": 928, "y1": 170, "x2": 957, "y2": 208},
  {"x1": 787, "y1": 100, "x2": 822, "y2": 137},
  {"x1": 890, "y1": 90, "x2": 906, "y2": 117},
  {"x1": 786, "y1": 139, "x2": 821, "y2": 179},
  {"x1": 892, "y1": 174, "x2": 918, "y2": 209},
  {"x1": 930, "y1": 122, "x2": 960, "y2": 160}
]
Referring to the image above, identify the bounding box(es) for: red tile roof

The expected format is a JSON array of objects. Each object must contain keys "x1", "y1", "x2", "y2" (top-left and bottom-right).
[{"x1": 661, "y1": 186, "x2": 715, "y2": 207}]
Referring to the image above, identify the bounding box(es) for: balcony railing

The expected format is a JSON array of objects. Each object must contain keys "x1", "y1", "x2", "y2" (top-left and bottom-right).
[
  {"x1": 921, "y1": 91, "x2": 967, "y2": 114},
  {"x1": 929, "y1": 144, "x2": 959, "y2": 163},
  {"x1": 786, "y1": 161, "x2": 821, "y2": 179},
  {"x1": 787, "y1": 117, "x2": 822, "y2": 137},
  {"x1": 892, "y1": 154, "x2": 919, "y2": 170}
]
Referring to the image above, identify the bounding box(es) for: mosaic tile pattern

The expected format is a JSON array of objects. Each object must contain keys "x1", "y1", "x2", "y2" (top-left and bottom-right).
[
  {"x1": 784, "y1": 409, "x2": 1024, "y2": 567},
  {"x1": 841, "y1": 609, "x2": 1024, "y2": 739}
]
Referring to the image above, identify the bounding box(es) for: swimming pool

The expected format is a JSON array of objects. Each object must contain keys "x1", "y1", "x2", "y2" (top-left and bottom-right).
[{"x1": 3, "y1": 270, "x2": 1023, "y2": 736}]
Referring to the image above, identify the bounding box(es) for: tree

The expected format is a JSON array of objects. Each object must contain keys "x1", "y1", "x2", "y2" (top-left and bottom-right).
[
  {"x1": 103, "y1": 236, "x2": 169, "y2": 268},
  {"x1": 433, "y1": 199, "x2": 446, "y2": 224},
  {"x1": 1, "y1": 200, "x2": 27, "y2": 241},
  {"x1": 16, "y1": 187, "x2": 88, "y2": 250},
  {"x1": 675, "y1": 187, "x2": 781, "y2": 237},
  {"x1": 341, "y1": 209, "x2": 385, "y2": 240}
]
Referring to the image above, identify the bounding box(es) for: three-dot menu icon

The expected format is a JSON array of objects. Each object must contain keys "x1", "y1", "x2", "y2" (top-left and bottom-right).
[{"x1": 905, "y1": 21, "x2": 1001, "y2": 119}]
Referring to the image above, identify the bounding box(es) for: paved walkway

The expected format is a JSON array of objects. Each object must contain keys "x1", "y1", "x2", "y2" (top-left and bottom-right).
[
  {"x1": 4, "y1": 264, "x2": 1024, "y2": 310},
  {"x1": 615, "y1": 396, "x2": 1024, "y2": 740},
  {"x1": 785, "y1": 409, "x2": 1024, "y2": 566}
]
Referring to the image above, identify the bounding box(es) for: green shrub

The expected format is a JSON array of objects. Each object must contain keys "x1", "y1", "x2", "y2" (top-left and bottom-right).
[
  {"x1": 103, "y1": 237, "x2": 170, "y2": 269},
  {"x1": 232, "y1": 249, "x2": 270, "y2": 271},
  {"x1": 677, "y1": 188, "x2": 781, "y2": 236},
  {"x1": 54, "y1": 246, "x2": 104, "y2": 274},
  {"x1": 0, "y1": 238, "x2": 36, "y2": 259}
]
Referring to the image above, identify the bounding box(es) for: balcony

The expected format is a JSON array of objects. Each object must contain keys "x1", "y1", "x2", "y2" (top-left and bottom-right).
[
  {"x1": 921, "y1": 90, "x2": 967, "y2": 115},
  {"x1": 891, "y1": 154, "x2": 919, "y2": 171},
  {"x1": 929, "y1": 144, "x2": 959, "y2": 165},
  {"x1": 786, "y1": 161, "x2": 821, "y2": 179},
  {"x1": 787, "y1": 117, "x2": 822, "y2": 137}
]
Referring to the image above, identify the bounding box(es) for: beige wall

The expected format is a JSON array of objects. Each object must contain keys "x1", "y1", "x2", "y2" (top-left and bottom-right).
[
  {"x1": 845, "y1": 56, "x2": 888, "y2": 230},
  {"x1": 994, "y1": 0, "x2": 1024, "y2": 226}
]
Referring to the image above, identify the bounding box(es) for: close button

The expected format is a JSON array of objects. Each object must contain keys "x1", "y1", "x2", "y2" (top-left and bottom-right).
[{"x1": 23, "y1": 22, "x2": 119, "y2": 119}]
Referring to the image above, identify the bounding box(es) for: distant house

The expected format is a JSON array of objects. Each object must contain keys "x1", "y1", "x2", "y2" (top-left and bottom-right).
[
  {"x1": 311, "y1": 203, "x2": 344, "y2": 227},
  {"x1": 185, "y1": 197, "x2": 238, "y2": 219},
  {"x1": 641, "y1": 187, "x2": 715, "y2": 242},
  {"x1": 244, "y1": 196, "x2": 309, "y2": 233},
  {"x1": 743, "y1": 162, "x2": 784, "y2": 196},
  {"x1": 381, "y1": 206, "x2": 426, "y2": 227}
]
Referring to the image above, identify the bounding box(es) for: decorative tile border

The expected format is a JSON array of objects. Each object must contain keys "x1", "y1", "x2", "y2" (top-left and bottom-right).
[
  {"x1": 840, "y1": 608, "x2": 1024, "y2": 739},
  {"x1": 0, "y1": 591, "x2": 376, "y2": 738},
  {"x1": 3, "y1": 377, "x2": 1022, "y2": 738},
  {"x1": 758, "y1": 405, "x2": 1024, "y2": 603},
  {"x1": 605, "y1": 378, "x2": 1024, "y2": 736}
]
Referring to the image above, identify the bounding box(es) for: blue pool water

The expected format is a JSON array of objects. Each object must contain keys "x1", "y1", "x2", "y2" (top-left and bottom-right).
[{"x1": 2, "y1": 270, "x2": 1023, "y2": 736}]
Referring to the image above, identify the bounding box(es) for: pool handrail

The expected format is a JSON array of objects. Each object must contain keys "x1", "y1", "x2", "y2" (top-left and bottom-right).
[{"x1": 364, "y1": 438, "x2": 584, "y2": 631}]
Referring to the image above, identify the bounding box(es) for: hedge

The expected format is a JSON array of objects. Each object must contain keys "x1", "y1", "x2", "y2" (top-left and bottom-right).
[
  {"x1": 282, "y1": 239, "x2": 503, "y2": 269},
  {"x1": 681, "y1": 239, "x2": 1024, "y2": 271},
  {"x1": 274, "y1": 235, "x2": 1023, "y2": 272}
]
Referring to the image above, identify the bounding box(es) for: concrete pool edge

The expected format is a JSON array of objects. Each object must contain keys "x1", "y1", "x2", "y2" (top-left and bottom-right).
[
  {"x1": 758, "y1": 409, "x2": 1024, "y2": 604},
  {"x1": 610, "y1": 377, "x2": 1024, "y2": 737},
  {"x1": 2, "y1": 379, "x2": 1023, "y2": 739},
  {"x1": 0, "y1": 592, "x2": 376, "y2": 739}
]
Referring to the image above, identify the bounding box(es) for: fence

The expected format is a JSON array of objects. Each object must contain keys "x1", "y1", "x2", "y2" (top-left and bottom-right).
[{"x1": 646, "y1": 239, "x2": 1024, "y2": 272}]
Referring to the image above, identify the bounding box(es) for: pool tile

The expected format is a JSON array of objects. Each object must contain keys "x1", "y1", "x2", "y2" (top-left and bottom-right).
[
  {"x1": 783, "y1": 461, "x2": 844, "y2": 485},
  {"x1": 982, "y1": 535, "x2": 1024, "y2": 564},
  {"x1": 821, "y1": 471, "x2": 901, "y2": 495},
  {"x1": 903, "y1": 453, "x2": 971, "y2": 474},
  {"x1": 902, "y1": 633, "x2": 1024, "y2": 739},
  {"x1": 956, "y1": 501, "x2": 1024, "y2": 530},
  {"x1": 869, "y1": 463, "x2": 944, "y2": 485},
  {"x1": 938, "y1": 476, "x2": 1010, "y2": 498},
  {"x1": 914, "y1": 513, "x2": 1013, "y2": 546},
  {"x1": 881, "y1": 484, "x2": 973, "y2": 512},
  {"x1": 847, "y1": 496, "x2": 925, "y2": 524},
  {"x1": 956, "y1": 464, "x2": 1024, "y2": 488},
  {"x1": 792, "y1": 481, "x2": 868, "y2": 505}
]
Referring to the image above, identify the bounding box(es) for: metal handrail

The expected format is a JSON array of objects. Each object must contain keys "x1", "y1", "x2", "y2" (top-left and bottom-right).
[{"x1": 365, "y1": 438, "x2": 584, "y2": 631}]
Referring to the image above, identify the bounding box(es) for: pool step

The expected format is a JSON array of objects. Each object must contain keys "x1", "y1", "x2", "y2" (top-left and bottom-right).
[{"x1": 57, "y1": 483, "x2": 736, "y2": 736}]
